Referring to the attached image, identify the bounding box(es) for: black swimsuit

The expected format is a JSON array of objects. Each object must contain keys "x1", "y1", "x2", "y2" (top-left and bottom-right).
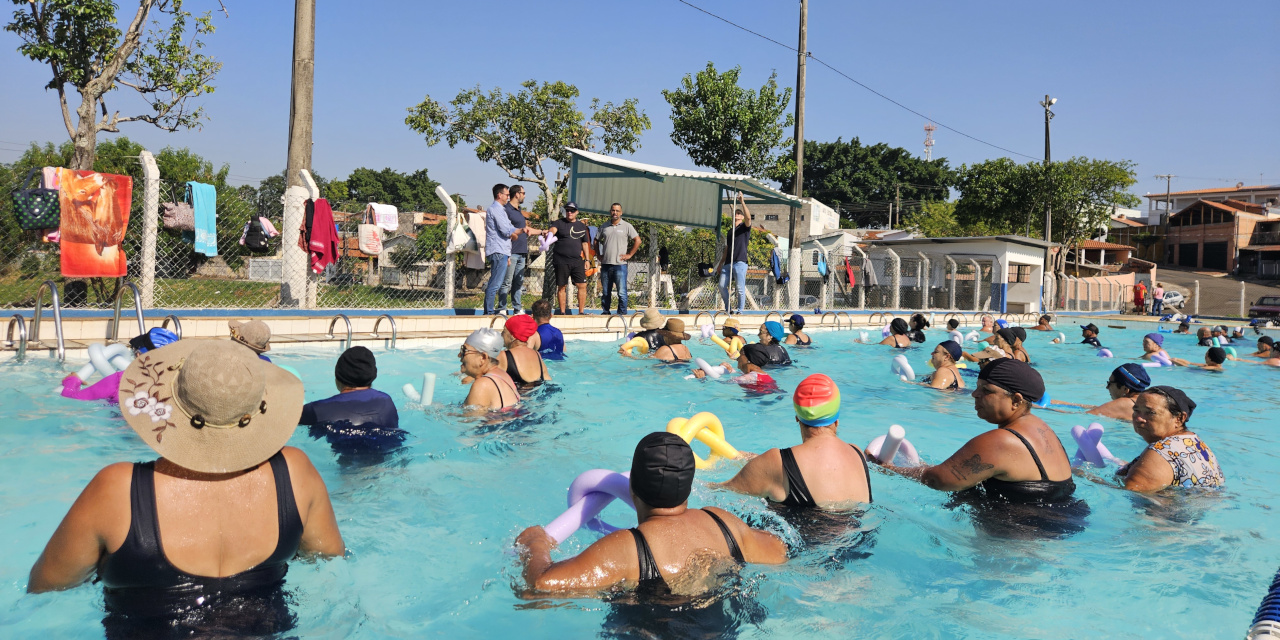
[
  {"x1": 630, "y1": 509, "x2": 744, "y2": 597},
  {"x1": 503, "y1": 349, "x2": 545, "y2": 387},
  {"x1": 923, "y1": 370, "x2": 960, "y2": 389},
  {"x1": 779, "y1": 445, "x2": 873, "y2": 508},
  {"x1": 99, "y1": 452, "x2": 303, "y2": 628},
  {"x1": 974, "y1": 428, "x2": 1076, "y2": 504}
]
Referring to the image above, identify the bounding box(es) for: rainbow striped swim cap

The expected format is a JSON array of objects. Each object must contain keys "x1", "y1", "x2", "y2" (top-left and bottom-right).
[{"x1": 793, "y1": 374, "x2": 840, "y2": 427}]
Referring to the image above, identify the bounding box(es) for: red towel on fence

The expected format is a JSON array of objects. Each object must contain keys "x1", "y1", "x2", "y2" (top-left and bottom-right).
[
  {"x1": 57, "y1": 169, "x2": 132, "y2": 278},
  {"x1": 305, "y1": 198, "x2": 339, "y2": 274}
]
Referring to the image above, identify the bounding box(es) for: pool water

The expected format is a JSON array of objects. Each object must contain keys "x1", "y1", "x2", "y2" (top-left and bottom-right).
[{"x1": 2, "y1": 324, "x2": 1278, "y2": 638}]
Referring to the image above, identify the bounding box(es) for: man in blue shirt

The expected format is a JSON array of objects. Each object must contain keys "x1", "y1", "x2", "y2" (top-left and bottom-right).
[
  {"x1": 484, "y1": 184, "x2": 528, "y2": 315},
  {"x1": 301, "y1": 346, "x2": 402, "y2": 463},
  {"x1": 499, "y1": 185, "x2": 544, "y2": 315}
]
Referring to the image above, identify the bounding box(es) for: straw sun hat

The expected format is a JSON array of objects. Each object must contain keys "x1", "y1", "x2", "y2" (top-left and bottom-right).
[{"x1": 118, "y1": 340, "x2": 304, "y2": 473}]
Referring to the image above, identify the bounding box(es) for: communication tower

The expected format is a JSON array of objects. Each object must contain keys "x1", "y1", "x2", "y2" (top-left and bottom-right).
[{"x1": 923, "y1": 122, "x2": 937, "y2": 161}]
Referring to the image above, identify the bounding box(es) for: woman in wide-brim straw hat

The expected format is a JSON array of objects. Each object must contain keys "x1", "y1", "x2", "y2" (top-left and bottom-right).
[{"x1": 28, "y1": 340, "x2": 344, "y2": 637}]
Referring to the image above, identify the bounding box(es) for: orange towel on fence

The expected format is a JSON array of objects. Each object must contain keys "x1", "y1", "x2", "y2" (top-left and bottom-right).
[{"x1": 57, "y1": 169, "x2": 132, "y2": 278}]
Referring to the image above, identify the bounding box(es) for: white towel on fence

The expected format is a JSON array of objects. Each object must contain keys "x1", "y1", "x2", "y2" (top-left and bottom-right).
[{"x1": 367, "y1": 203, "x2": 400, "y2": 231}]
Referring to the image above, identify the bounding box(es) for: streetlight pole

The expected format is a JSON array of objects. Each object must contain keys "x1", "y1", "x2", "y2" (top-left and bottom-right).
[{"x1": 1039, "y1": 94, "x2": 1056, "y2": 310}]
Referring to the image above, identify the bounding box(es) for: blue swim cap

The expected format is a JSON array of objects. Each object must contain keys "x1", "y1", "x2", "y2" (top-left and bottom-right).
[
  {"x1": 148, "y1": 328, "x2": 179, "y2": 349},
  {"x1": 995, "y1": 319, "x2": 1009, "y2": 329},
  {"x1": 1111, "y1": 363, "x2": 1150, "y2": 392},
  {"x1": 763, "y1": 321, "x2": 786, "y2": 342}
]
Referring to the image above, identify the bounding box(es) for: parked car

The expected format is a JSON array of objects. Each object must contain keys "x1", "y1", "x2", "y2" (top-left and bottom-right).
[
  {"x1": 1162, "y1": 290, "x2": 1186, "y2": 309},
  {"x1": 1248, "y1": 295, "x2": 1280, "y2": 319}
]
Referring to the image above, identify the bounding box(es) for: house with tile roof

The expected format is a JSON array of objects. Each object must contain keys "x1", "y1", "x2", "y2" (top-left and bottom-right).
[
  {"x1": 1144, "y1": 184, "x2": 1279, "y2": 224},
  {"x1": 1164, "y1": 198, "x2": 1280, "y2": 274}
]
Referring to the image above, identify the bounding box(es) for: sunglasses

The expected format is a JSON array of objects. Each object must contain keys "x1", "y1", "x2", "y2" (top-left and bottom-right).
[{"x1": 458, "y1": 346, "x2": 482, "y2": 359}]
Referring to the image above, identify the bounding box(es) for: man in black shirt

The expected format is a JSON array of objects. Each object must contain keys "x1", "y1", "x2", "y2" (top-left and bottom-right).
[
  {"x1": 1080, "y1": 323, "x2": 1103, "y2": 348},
  {"x1": 547, "y1": 202, "x2": 591, "y2": 315},
  {"x1": 713, "y1": 193, "x2": 752, "y2": 314}
]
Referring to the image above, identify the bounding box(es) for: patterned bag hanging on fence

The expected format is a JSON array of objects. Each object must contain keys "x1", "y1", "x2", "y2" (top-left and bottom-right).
[
  {"x1": 161, "y1": 183, "x2": 195, "y2": 231},
  {"x1": 358, "y1": 207, "x2": 383, "y2": 255},
  {"x1": 244, "y1": 217, "x2": 270, "y2": 252},
  {"x1": 11, "y1": 168, "x2": 61, "y2": 230}
]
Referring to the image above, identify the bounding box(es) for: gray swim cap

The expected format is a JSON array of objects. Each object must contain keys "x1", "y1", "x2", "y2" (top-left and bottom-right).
[{"x1": 464, "y1": 328, "x2": 504, "y2": 359}]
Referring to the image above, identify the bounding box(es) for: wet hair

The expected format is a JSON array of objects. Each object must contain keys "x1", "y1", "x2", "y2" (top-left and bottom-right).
[
  {"x1": 530, "y1": 299, "x2": 553, "y2": 321},
  {"x1": 1039, "y1": 315, "x2": 1051, "y2": 323},
  {"x1": 1206, "y1": 347, "x2": 1227, "y2": 364},
  {"x1": 910, "y1": 313, "x2": 929, "y2": 330},
  {"x1": 947, "y1": 319, "x2": 960, "y2": 330},
  {"x1": 492, "y1": 183, "x2": 508, "y2": 199}
]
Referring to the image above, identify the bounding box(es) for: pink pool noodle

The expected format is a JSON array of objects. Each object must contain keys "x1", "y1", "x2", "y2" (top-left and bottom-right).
[{"x1": 61, "y1": 371, "x2": 123, "y2": 404}]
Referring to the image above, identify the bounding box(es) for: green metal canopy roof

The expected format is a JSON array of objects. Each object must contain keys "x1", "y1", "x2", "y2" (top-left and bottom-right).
[{"x1": 567, "y1": 148, "x2": 804, "y2": 230}]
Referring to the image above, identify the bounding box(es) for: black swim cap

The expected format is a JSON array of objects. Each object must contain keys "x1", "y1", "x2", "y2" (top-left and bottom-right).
[
  {"x1": 1206, "y1": 347, "x2": 1227, "y2": 364},
  {"x1": 335, "y1": 346, "x2": 378, "y2": 387},
  {"x1": 1145, "y1": 385, "x2": 1197, "y2": 422},
  {"x1": 1011, "y1": 326, "x2": 1027, "y2": 343},
  {"x1": 996, "y1": 327, "x2": 1018, "y2": 346},
  {"x1": 940, "y1": 341, "x2": 963, "y2": 362},
  {"x1": 890, "y1": 318, "x2": 909, "y2": 335},
  {"x1": 977, "y1": 358, "x2": 1045, "y2": 403},
  {"x1": 1259, "y1": 336, "x2": 1275, "y2": 347},
  {"x1": 630, "y1": 432, "x2": 695, "y2": 508}
]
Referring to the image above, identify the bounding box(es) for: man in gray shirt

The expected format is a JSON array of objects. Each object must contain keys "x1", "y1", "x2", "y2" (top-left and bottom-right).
[{"x1": 594, "y1": 203, "x2": 640, "y2": 315}]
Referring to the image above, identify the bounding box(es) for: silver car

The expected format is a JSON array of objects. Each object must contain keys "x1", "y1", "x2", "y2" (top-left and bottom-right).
[{"x1": 1162, "y1": 290, "x2": 1186, "y2": 309}]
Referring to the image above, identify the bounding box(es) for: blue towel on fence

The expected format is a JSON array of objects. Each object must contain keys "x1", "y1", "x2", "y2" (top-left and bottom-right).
[{"x1": 188, "y1": 181, "x2": 218, "y2": 256}]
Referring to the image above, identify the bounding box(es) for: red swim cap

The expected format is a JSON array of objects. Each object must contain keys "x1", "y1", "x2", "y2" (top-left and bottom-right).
[{"x1": 504, "y1": 314, "x2": 537, "y2": 342}]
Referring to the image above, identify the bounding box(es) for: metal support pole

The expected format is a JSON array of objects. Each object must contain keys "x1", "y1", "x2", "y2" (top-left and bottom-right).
[
  {"x1": 1194, "y1": 280, "x2": 1200, "y2": 315},
  {"x1": 785, "y1": 0, "x2": 807, "y2": 309},
  {"x1": 139, "y1": 151, "x2": 159, "y2": 308},
  {"x1": 945, "y1": 256, "x2": 957, "y2": 310},
  {"x1": 885, "y1": 248, "x2": 901, "y2": 311},
  {"x1": 648, "y1": 225, "x2": 659, "y2": 308},
  {"x1": 1240, "y1": 280, "x2": 1247, "y2": 318}
]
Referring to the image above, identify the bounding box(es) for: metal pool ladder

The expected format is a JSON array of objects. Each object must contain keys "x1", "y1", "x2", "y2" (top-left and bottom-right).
[
  {"x1": 372, "y1": 314, "x2": 397, "y2": 350},
  {"x1": 5, "y1": 314, "x2": 27, "y2": 361},
  {"x1": 327, "y1": 314, "x2": 352, "y2": 350},
  {"x1": 30, "y1": 280, "x2": 65, "y2": 362},
  {"x1": 107, "y1": 281, "x2": 146, "y2": 342}
]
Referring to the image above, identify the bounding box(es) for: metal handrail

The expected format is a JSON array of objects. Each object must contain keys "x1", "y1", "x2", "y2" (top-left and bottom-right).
[
  {"x1": 604, "y1": 314, "x2": 627, "y2": 335},
  {"x1": 371, "y1": 314, "x2": 397, "y2": 350},
  {"x1": 821, "y1": 311, "x2": 836, "y2": 327},
  {"x1": 868, "y1": 312, "x2": 884, "y2": 325},
  {"x1": 161, "y1": 315, "x2": 183, "y2": 340},
  {"x1": 30, "y1": 280, "x2": 65, "y2": 362},
  {"x1": 836, "y1": 311, "x2": 852, "y2": 330},
  {"x1": 693, "y1": 311, "x2": 712, "y2": 327},
  {"x1": 108, "y1": 281, "x2": 145, "y2": 342},
  {"x1": 326, "y1": 314, "x2": 352, "y2": 350},
  {"x1": 489, "y1": 314, "x2": 504, "y2": 328},
  {"x1": 6, "y1": 314, "x2": 27, "y2": 361},
  {"x1": 712, "y1": 311, "x2": 730, "y2": 327},
  {"x1": 628, "y1": 311, "x2": 645, "y2": 328},
  {"x1": 763, "y1": 311, "x2": 782, "y2": 324}
]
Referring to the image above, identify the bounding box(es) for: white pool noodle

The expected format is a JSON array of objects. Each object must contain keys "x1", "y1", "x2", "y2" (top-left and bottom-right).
[
  {"x1": 420, "y1": 372, "x2": 436, "y2": 405},
  {"x1": 880, "y1": 425, "x2": 906, "y2": 465}
]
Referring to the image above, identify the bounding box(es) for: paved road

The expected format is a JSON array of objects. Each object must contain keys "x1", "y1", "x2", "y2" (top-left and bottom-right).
[{"x1": 1155, "y1": 267, "x2": 1280, "y2": 317}]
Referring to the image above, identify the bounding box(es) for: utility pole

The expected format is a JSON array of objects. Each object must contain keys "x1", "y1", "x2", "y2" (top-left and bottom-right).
[
  {"x1": 1155, "y1": 174, "x2": 1175, "y2": 265},
  {"x1": 785, "y1": 0, "x2": 807, "y2": 308},
  {"x1": 281, "y1": 0, "x2": 315, "y2": 307},
  {"x1": 1039, "y1": 95, "x2": 1056, "y2": 311},
  {"x1": 894, "y1": 183, "x2": 901, "y2": 229}
]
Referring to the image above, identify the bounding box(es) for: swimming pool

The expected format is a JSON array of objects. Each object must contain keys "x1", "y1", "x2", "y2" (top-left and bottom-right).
[{"x1": 2, "y1": 323, "x2": 1277, "y2": 638}]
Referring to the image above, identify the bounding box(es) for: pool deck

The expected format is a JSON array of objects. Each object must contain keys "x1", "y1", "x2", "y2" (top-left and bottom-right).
[{"x1": 0, "y1": 310, "x2": 1181, "y2": 362}]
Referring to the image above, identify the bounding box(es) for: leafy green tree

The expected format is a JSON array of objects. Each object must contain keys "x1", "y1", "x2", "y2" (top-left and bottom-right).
[
  {"x1": 952, "y1": 157, "x2": 1138, "y2": 273},
  {"x1": 900, "y1": 200, "x2": 1008, "y2": 238},
  {"x1": 5, "y1": 0, "x2": 222, "y2": 170},
  {"x1": 405, "y1": 80, "x2": 650, "y2": 220},
  {"x1": 778, "y1": 138, "x2": 952, "y2": 218},
  {"x1": 662, "y1": 62, "x2": 794, "y2": 180}
]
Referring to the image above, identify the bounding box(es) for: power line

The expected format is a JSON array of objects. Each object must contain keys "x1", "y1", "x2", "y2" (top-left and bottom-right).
[{"x1": 673, "y1": 0, "x2": 1038, "y2": 161}]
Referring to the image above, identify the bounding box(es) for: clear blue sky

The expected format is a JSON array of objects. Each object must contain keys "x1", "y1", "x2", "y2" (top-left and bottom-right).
[{"x1": 1, "y1": 0, "x2": 1276, "y2": 207}]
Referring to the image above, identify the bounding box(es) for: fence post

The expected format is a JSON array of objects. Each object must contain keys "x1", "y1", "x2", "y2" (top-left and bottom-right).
[
  {"x1": 442, "y1": 194, "x2": 457, "y2": 309},
  {"x1": 1085, "y1": 280, "x2": 1093, "y2": 312},
  {"x1": 917, "y1": 252, "x2": 930, "y2": 310},
  {"x1": 1240, "y1": 280, "x2": 1247, "y2": 318},
  {"x1": 852, "y1": 244, "x2": 867, "y2": 310},
  {"x1": 945, "y1": 255, "x2": 957, "y2": 310},
  {"x1": 281, "y1": 176, "x2": 311, "y2": 308},
  {"x1": 885, "y1": 248, "x2": 901, "y2": 311},
  {"x1": 648, "y1": 226, "x2": 659, "y2": 308},
  {"x1": 968, "y1": 258, "x2": 981, "y2": 311},
  {"x1": 138, "y1": 150, "x2": 159, "y2": 308},
  {"x1": 1194, "y1": 280, "x2": 1200, "y2": 315}
]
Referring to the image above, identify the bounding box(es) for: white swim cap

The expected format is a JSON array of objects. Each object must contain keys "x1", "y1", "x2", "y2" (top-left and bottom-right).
[{"x1": 465, "y1": 328, "x2": 504, "y2": 359}]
